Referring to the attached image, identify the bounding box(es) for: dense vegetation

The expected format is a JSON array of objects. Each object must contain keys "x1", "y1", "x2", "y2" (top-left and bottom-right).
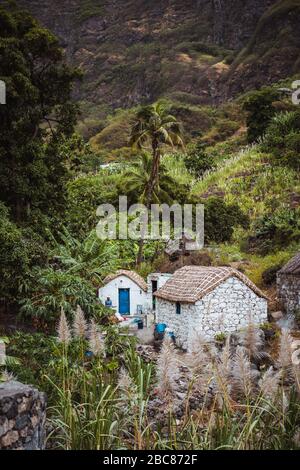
[
  {"x1": 0, "y1": 4, "x2": 80, "y2": 310},
  {"x1": 3, "y1": 309, "x2": 300, "y2": 450},
  {"x1": 0, "y1": 2, "x2": 300, "y2": 451}
]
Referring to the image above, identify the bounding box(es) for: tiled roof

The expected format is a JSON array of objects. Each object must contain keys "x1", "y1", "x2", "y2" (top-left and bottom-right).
[
  {"x1": 279, "y1": 252, "x2": 300, "y2": 275},
  {"x1": 103, "y1": 270, "x2": 147, "y2": 291},
  {"x1": 154, "y1": 266, "x2": 267, "y2": 303}
]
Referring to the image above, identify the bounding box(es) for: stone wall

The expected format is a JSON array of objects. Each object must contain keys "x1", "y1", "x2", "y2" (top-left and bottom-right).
[
  {"x1": 0, "y1": 381, "x2": 46, "y2": 450},
  {"x1": 157, "y1": 299, "x2": 199, "y2": 350},
  {"x1": 277, "y1": 273, "x2": 300, "y2": 314},
  {"x1": 157, "y1": 276, "x2": 268, "y2": 350}
]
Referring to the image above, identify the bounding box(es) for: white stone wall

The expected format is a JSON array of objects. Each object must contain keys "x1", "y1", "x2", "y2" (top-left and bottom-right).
[
  {"x1": 156, "y1": 276, "x2": 268, "y2": 350},
  {"x1": 156, "y1": 299, "x2": 200, "y2": 349},
  {"x1": 98, "y1": 275, "x2": 147, "y2": 315}
]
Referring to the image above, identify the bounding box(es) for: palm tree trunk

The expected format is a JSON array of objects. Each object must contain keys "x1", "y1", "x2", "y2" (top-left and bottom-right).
[
  {"x1": 146, "y1": 142, "x2": 160, "y2": 208},
  {"x1": 136, "y1": 141, "x2": 160, "y2": 267},
  {"x1": 136, "y1": 238, "x2": 144, "y2": 267}
]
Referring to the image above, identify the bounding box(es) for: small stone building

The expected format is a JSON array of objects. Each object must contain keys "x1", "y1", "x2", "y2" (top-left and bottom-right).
[
  {"x1": 98, "y1": 270, "x2": 171, "y2": 317},
  {"x1": 98, "y1": 270, "x2": 147, "y2": 316},
  {"x1": 277, "y1": 253, "x2": 300, "y2": 314},
  {"x1": 155, "y1": 266, "x2": 268, "y2": 350}
]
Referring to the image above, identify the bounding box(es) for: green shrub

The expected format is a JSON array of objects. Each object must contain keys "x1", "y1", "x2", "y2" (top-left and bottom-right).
[
  {"x1": 60, "y1": 134, "x2": 105, "y2": 174},
  {"x1": 185, "y1": 142, "x2": 216, "y2": 178},
  {"x1": 215, "y1": 332, "x2": 227, "y2": 342},
  {"x1": 7, "y1": 332, "x2": 56, "y2": 385},
  {"x1": 66, "y1": 173, "x2": 120, "y2": 237},
  {"x1": 262, "y1": 111, "x2": 300, "y2": 170},
  {"x1": 243, "y1": 250, "x2": 293, "y2": 287},
  {"x1": 246, "y1": 207, "x2": 300, "y2": 254},
  {"x1": 18, "y1": 227, "x2": 122, "y2": 326},
  {"x1": 243, "y1": 87, "x2": 280, "y2": 143},
  {"x1": 0, "y1": 203, "x2": 30, "y2": 304},
  {"x1": 261, "y1": 264, "x2": 282, "y2": 286},
  {"x1": 203, "y1": 197, "x2": 249, "y2": 244}
]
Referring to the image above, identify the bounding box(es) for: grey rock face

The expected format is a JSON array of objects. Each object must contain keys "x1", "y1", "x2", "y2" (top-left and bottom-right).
[
  {"x1": 0, "y1": 381, "x2": 46, "y2": 450},
  {"x1": 277, "y1": 273, "x2": 300, "y2": 315}
]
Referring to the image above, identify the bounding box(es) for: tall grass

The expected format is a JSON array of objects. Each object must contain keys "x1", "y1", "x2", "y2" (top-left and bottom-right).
[
  {"x1": 191, "y1": 146, "x2": 262, "y2": 196},
  {"x1": 42, "y1": 310, "x2": 300, "y2": 450}
]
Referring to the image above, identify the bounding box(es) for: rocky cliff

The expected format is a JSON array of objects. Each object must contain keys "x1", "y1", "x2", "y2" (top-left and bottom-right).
[{"x1": 13, "y1": 0, "x2": 300, "y2": 137}]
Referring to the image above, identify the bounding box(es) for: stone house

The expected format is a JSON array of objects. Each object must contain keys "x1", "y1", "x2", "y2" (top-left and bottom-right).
[
  {"x1": 98, "y1": 270, "x2": 171, "y2": 316},
  {"x1": 154, "y1": 266, "x2": 268, "y2": 350},
  {"x1": 277, "y1": 253, "x2": 300, "y2": 314}
]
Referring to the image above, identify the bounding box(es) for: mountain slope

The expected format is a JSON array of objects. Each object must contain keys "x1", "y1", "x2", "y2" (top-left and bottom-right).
[
  {"x1": 224, "y1": 0, "x2": 300, "y2": 96},
  {"x1": 14, "y1": 0, "x2": 300, "y2": 140}
]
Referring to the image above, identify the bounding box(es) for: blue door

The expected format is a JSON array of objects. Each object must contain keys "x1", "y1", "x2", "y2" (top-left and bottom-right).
[{"x1": 119, "y1": 288, "x2": 130, "y2": 315}]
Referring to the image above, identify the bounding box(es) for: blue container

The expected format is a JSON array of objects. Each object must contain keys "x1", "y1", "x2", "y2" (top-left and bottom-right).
[
  {"x1": 155, "y1": 323, "x2": 167, "y2": 333},
  {"x1": 85, "y1": 350, "x2": 94, "y2": 358}
]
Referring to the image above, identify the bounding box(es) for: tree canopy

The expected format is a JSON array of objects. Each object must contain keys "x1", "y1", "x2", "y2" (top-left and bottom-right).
[{"x1": 0, "y1": 4, "x2": 80, "y2": 227}]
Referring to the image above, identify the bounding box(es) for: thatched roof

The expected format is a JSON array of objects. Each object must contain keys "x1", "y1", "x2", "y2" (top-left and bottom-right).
[
  {"x1": 103, "y1": 270, "x2": 147, "y2": 291},
  {"x1": 154, "y1": 266, "x2": 267, "y2": 303},
  {"x1": 279, "y1": 253, "x2": 300, "y2": 275}
]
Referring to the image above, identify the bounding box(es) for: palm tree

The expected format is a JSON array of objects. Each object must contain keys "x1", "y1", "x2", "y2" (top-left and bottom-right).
[
  {"x1": 121, "y1": 152, "x2": 181, "y2": 265},
  {"x1": 121, "y1": 152, "x2": 178, "y2": 206},
  {"x1": 129, "y1": 101, "x2": 183, "y2": 209},
  {"x1": 129, "y1": 102, "x2": 183, "y2": 266}
]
